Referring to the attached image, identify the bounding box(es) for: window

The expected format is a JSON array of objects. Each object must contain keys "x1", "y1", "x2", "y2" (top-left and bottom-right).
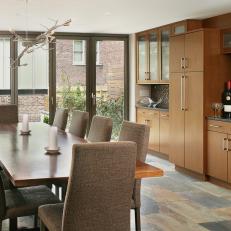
[
  {"x1": 73, "y1": 40, "x2": 100, "y2": 65},
  {"x1": 96, "y1": 41, "x2": 100, "y2": 65},
  {"x1": 73, "y1": 40, "x2": 86, "y2": 65}
]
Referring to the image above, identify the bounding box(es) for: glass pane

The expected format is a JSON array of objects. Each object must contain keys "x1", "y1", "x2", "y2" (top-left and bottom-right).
[
  {"x1": 56, "y1": 39, "x2": 87, "y2": 125},
  {"x1": 149, "y1": 32, "x2": 158, "y2": 80},
  {"x1": 0, "y1": 38, "x2": 11, "y2": 104},
  {"x1": 224, "y1": 32, "x2": 231, "y2": 48},
  {"x1": 138, "y1": 36, "x2": 147, "y2": 81},
  {"x1": 174, "y1": 25, "x2": 186, "y2": 35},
  {"x1": 74, "y1": 40, "x2": 83, "y2": 51},
  {"x1": 96, "y1": 40, "x2": 125, "y2": 139},
  {"x1": 161, "y1": 30, "x2": 170, "y2": 81},
  {"x1": 18, "y1": 41, "x2": 49, "y2": 122}
]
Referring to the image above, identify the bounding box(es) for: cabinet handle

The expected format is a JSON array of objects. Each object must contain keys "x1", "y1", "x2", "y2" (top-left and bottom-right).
[
  {"x1": 160, "y1": 114, "x2": 169, "y2": 117},
  {"x1": 184, "y1": 75, "x2": 187, "y2": 111},
  {"x1": 223, "y1": 138, "x2": 228, "y2": 151},
  {"x1": 184, "y1": 57, "x2": 188, "y2": 69},
  {"x1": 209, "y1": 124, "x2": 222, "y2": 128},
  {"x1": 181, "y1": 75, "x2": 185, "y2": 111},
  {"x1": 181, "y1": 57, "x2": 184, "y2": 69}
]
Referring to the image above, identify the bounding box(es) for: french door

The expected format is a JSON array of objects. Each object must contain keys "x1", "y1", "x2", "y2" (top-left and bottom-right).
[{"x1": 52, "y1": 35, "x2": 129, "y2": 139}]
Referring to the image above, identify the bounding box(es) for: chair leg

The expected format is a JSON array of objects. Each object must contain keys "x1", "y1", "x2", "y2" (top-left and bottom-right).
[
  {"x1": 9, "y1": 218, "x2": 17, "y2": 231},
  {"x1": 61, "y1": 184, "x2": 67, "y2": 202},
  {"x1": 40, "y1": 220, "x2": 47, "y2": 231},
  {"x1": 55, "y1": 185, "x2": 60, "y2": 199},
  {"x1": 34, "y1": 213, "x2": 38, "y2": 228},
  {"x1": 134, "y1": 208, "x2": 141, "y2": 231}
]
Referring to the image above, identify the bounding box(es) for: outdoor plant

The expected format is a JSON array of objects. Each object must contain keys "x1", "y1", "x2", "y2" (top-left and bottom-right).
[{"x1": 57, "y1": 70, "x2": 124, "y2": 139}]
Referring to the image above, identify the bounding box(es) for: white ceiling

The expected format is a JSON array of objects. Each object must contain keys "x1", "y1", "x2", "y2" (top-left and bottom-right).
[{"x1": 1, "y1": 0, "x2": 231, "y2": 34}]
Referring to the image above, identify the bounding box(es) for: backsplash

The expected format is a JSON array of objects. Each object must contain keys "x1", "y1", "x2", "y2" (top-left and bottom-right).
[{"x1": 151, "y1": 84, "x2": 169, "y2": 109}]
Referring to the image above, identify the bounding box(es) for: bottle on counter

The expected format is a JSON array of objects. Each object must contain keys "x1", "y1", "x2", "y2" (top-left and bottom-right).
[{"x1": 223, "y1": 80, "x2": 231, "y2": 119}]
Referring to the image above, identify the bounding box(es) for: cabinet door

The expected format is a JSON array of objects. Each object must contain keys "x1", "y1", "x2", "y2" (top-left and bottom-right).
[
  {"x1": 185, "y1": 31, "x2": 204, "y2": 72},
  {"x1": 149, "y1": 31, "x2": 159, "y2": 81},
  {"x1": 169, "y1": 34, "x2": 185, "y2": 73},
  {"x1": 159, "y1": 112, "x2": 170, "y2": 155},
  {"x1": 208, "y1": 131, "x2": 228, "y2": 181},
  {"x1": 228, "y1": 135, "x2": 231, "y2": 183},
  {"x1": 137, "y1": 35, "x2": 148, "y2": 82},
  {"x1": 184, "y1": 72, "x2": 204, "y2": 173},
  {"x1": 136, "y1": 109, "x2": 159, "y2": 152},
  {"x1": 160, "y1": 28, "x2": 170, "y2": 81},
  {"x1": 169, "y1": 72, "x2": 185, "y2": 167}
]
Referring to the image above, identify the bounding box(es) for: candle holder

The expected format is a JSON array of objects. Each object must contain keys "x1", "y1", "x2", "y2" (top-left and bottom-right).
[
  {"x1": 44, "y1": 147, "x2": 60, "y2": 155},
  {"x1": 20, "y1": 130, "x2": 31, "y2": 136}
]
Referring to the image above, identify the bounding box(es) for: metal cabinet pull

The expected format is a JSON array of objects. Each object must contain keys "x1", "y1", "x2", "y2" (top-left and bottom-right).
[
  {"x1": 184, "y1": 57, "x2": 188, "y2": 69},
  {"x1": 181, "y1": 75, "x2": 185, "y2": 111},
  {"x1": 228, "y1": 139, "x2": 231, "y2": 151},
  {"x1": 181, "y1": 57, "x2": 184, "y2": 69},
  {"x1": 184, "y1": 75, "x2": 187, "y2": 111},
  {"x1": 223, "y1": 138, "x2": 228, "y2": 151},
  {"x1": 160, "y1": 114, "x2": 169, "y2": 118}
]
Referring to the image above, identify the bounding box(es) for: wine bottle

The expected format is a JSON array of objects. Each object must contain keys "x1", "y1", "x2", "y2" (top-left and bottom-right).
[{"x1": 223, "y1": 80, "x2": 231, "y2": 119}]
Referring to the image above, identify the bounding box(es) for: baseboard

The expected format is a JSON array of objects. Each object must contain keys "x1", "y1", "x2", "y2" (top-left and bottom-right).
[
  {"x1": 206, "y1": 175, "x2": 231, "y2": 189},
  {"x1": 148, "y1": 150, "x2": 169, "y2": 160}
]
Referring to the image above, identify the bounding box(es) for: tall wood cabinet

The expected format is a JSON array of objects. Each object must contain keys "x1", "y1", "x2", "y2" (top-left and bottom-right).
[{"x1": 169, "y1": 29, "x2": 229, "y2": 174}]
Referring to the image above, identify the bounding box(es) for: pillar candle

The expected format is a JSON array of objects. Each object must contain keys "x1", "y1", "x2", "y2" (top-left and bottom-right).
[
  {"x1": 48, "y1": 126, "x2": 58, "y2": 150},
  {"x1": 22, "y1": 114, "x2": 29, "y2": 132}
]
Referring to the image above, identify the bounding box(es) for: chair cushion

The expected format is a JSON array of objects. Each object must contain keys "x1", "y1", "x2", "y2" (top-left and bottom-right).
[
  {"x1": 5, "y1": 185, "x2": 60, "y2": 219},
  {"x1": 39, "y1": 203, "x2": 63, "y2": 231}
]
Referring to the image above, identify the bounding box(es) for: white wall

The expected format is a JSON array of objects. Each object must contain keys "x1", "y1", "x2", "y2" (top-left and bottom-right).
[{"x1": 129, "y1": 34, "x2": 136, "y2": 122}]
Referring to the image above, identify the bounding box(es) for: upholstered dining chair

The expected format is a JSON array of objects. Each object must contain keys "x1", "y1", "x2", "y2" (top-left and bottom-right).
[
  {"x1": 39, "y1": 141, "x2": 137, "y2": 231},
  {"x1": 0, "y1": 175, "x2": 60, "y2": 231},
  {"x1": 119, "y1": 121, "x2": 150, "y2": 231},
  {"x1": 53, "y1": 108, "x2": 68, "y2": 131},
  {"x1": 69, "y1": 110, "x2": 89, "y2": 138},
  {"x1": 87, "y1": 115, "x2": 112, "y2": 142},
  {"x1": 0, "y1": 105, "x2": 18, "y2": 123}
]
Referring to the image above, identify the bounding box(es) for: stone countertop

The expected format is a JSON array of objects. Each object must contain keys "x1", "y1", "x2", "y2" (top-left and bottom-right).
[
  {"x1": 136, "y1": 105, "x2": 169, "y2": 112},
  {"x1": 207, "y1": 116, "x2": 231, "y2": 123}
]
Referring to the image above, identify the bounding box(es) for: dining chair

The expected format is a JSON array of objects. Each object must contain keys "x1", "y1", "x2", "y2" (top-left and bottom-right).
[
  {"x1": 69, "y1": 110, "x2": 89, "y2": 138},
  {"x1": 0, "y1": 105, "x2": 18, "y2": 123},
  {"x1": 39, "y1": 141, "x2": 137, "y2": 231},
  {"x1": 0, "y1": 175, "x2": 60, "y2": 231},
  {"x1": 87, "y1": 115, "x2": 112, "y2": 142},
  {"x1": 119, "y1": 121, "x2": 150, "y2": 231},
  {"x1": 53, "y1": 108, "x2": 68, "y2": 131}
]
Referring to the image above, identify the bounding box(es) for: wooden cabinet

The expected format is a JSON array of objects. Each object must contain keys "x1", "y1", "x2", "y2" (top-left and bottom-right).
[
  {"x1": 136, "y1": 108, "x2": 170, "y2": 154},
  {"x1": 221, "y1": 28, "x2": 231, "y2": 54},
  {"x1": 172, "y1": 20, "x2": 202, "y2": 36},
  {"x1": 159, "y1": 111, "x2": 170, "y2": 155},
  {"x1": 136, "y1": 108, "x2": 160, "y2": 151},
  {"x1": 169, "y1": 29, "x2": 227, "y2": 174},
  {"x1": 207, "y1": 120, "x2": 231, "y2": 184},
  {"x1": 137, "y1": 30, "x2": 159, "y2": 83}
]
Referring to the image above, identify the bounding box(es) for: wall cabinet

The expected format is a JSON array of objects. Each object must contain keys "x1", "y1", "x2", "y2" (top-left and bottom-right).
[
  {"x1": 136, "y1": 108, "x2": 169, "y2": 154},
  {"x1": 207, "y1": 120, "x2": 231, "y2": 183},
  {"x1": 221, "y1": 28, "x2": 231, "y2": 54},
  {"x1": 169, "y1": 29, "x2": 227, "y2": 174}
]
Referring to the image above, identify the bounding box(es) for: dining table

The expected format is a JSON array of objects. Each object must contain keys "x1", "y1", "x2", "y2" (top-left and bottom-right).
[{"x1": 0, "y1": 122, "x2": 164, "y2": 187}]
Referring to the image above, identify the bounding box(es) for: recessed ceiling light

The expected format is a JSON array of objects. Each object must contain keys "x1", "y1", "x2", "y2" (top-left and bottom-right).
[{"x1": 104, "y1": 12, "x2": 111, "y2": 16}]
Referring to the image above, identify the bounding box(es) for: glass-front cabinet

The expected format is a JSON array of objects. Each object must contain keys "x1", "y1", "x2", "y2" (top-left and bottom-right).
[
  {"x1": 160, "y1": 28, "x2": 170, "y2": 82},
  {"x1": 137, "y1": 35, "x2": 148, "y2": 82},
  {"x1": 149, "y1": 31, "x2": 159, "y2": 81},
  {"x1": 222, "y1": 28, "x2": 231, "y2": 54}
]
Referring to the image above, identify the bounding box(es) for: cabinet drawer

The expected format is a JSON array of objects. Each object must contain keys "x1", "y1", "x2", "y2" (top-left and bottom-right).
[{"x1": 207, "y1": 120, "x2": 231, "y2": 133}]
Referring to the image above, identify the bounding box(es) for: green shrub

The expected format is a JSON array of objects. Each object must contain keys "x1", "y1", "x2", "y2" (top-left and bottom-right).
[{"x1": 43, "y1": 115, "x2": 49, "y2": 124}]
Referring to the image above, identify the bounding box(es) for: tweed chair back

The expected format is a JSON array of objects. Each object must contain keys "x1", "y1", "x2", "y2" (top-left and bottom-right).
[
  {"x1": 0, "y1": 175, "x2": 6, "y2": 220},
  {"x1": 119, "y1": 121, "x2": 150, "y2": 208},
  {"x1": 62, "y1": 142, "x2": 137, "y2": 231},
  {"x1": 87, "y1": 115, "x2": 112, "y2": 142},
  {"x1": 69, "y1": 110, "x2": 89, "y2": 138},
  {"x1": 0, "y1": 105, "x2": 18, "y2": 123},
  {"x1": 53, "y1": 108, "x2": 68, "y2": 131}
]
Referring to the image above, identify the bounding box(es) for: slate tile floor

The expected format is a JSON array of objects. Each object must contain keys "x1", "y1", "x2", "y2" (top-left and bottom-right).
[{"x1": 2, "y1": 154, "x2": 231, "y2": 231}]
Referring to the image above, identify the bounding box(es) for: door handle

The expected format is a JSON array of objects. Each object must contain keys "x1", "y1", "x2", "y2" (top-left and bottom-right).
[
  {"x1": 91, "y1": 93, "x2": 96, "y2": 105},
  {"x1": 181, "y1": 75, "x2": 185, "y2": 111}
]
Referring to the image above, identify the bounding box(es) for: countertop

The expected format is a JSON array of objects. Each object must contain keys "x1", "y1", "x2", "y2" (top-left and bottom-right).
[
  {"x1": 207, "y1": 116, "x2": 231, "y2": 123},
  {"x1": 136, "y1": 105, "x2": 169, "y2": 112}
]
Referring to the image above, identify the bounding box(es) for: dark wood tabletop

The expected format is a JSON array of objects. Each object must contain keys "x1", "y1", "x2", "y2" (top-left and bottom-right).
[{"x1": 0, "y1": 122, "x2": 163, "y2": 187}]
